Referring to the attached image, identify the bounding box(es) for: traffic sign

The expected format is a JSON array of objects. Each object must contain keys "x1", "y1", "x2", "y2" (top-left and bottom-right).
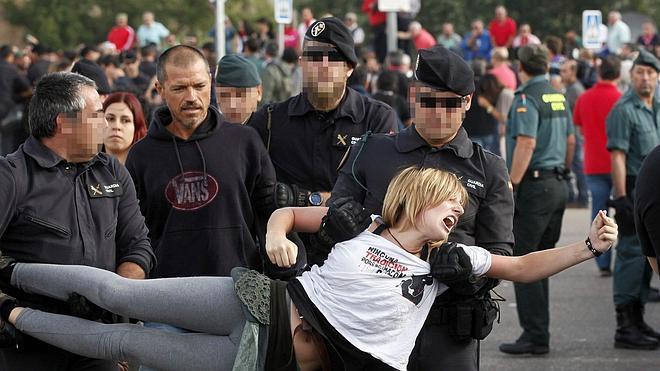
[
  {"x1": 275, "y1": 0, "x2": 292, "y2": 24},
  {"x1": 582, "y1": 10, "x2": 603, "y2": 50}
]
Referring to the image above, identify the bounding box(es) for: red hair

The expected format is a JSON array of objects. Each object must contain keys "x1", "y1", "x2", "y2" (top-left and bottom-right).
[{"x1": 102, "y1": 92, "x2": 147, "y2": 144}]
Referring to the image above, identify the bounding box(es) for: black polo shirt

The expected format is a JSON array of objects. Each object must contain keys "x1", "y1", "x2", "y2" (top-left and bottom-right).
[
  {"x1": 635, "y1": 144, "x2": 660, "y2": 276},
  {"x1": 0, "y1": 136, "x2": 155, "y2": 273},
  {"x1": 331, "y1": 125, "x2": 514, "y2": 256},
  {"x1": 248, "y1": 87, "x2": 397, "y2": 191}
]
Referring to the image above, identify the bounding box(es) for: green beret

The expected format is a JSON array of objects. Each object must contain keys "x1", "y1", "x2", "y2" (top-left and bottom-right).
[
  {"x1": 633, "y1": 49, "x2": 660, "y2": 72},
  {"x1": 216, "y1": 54, "x2": 261, "y2": 88},
  {"x1": 517, "y1": 44, "x2": 549, "y2": 72}
]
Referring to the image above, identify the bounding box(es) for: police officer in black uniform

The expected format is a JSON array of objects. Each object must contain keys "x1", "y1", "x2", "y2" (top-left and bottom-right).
[
  {"x1": 0, "y1": 72, "x2": 156, "y2": 369},
  {"x1": 323, "y1": 45, "x2": 514, "y2": 370},
  {"x1": 247, "y1": 17, "x2": 397, "y2": 266}
]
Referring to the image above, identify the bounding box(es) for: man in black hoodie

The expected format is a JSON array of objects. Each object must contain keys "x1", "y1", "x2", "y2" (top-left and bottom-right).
[{"x1": 125, "y1": 45, "x2": 277, "y2": 280}]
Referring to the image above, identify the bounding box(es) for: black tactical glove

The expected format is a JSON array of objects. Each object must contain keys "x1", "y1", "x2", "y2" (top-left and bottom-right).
[
  {"x1": 429, "y1": 242, "x2": 473, "y2": 288},
  {"x1": 311, "y1": 197, "x2": 372, "y2": 253},
  {"x1": 607, "y1": 196, "x2": 634, "y2": 235},
  {"x1": 252, "y1": 181, "x2": 277, "y2": 214},
  {"x1": 274, "y1": 182, "x2": 311, "y2": 208}
]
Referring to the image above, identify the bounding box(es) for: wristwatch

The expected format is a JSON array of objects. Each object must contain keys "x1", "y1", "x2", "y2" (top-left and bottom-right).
[{"x1": 308, "y1": 192, "x2": 324, "y2": 206}]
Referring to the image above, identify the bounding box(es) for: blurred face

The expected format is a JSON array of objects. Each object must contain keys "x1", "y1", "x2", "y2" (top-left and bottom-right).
[
  {"x1": 59, "y1": 86, "x2": 106, "y2": 162},
  {"x1": 104, "y1": 102, "x2": 135, "y2": 154},
  {"x1": 472, "y1": 21, "x2": 483, "y2": 35},
  {"x1": 520, "y1": 24, "x2": 531, "y2": 36},
  {"x1": 608, "y1": 14, "x2": 617, "y2": 25},
  {"x1": 495, "y1": 7, "x2": 506, "y2": 21},
  {"x1": 410, "y1": 83, "x2": 472, "y2": 145},
  {"x1": 442, "y1": 23, "x2": 453, "y2": 35},
  {"x1": 143, "y1": 12, "x2": 154, "y2": 25},
  {"x1": 217, "y1": 86, "x2": 262, "y2": 124},
  {"x1": 301, "y1": 41, "x2": 353, "y2": 108},
  {"x1": 559, "y1": 63, "x2": 576, "y2": 84},
  {"x1": 116, "y1": 16, "x2": 128, "y2": 27},
  {"x1": 417, "y1": 196, "x2": 464, "y2": 242},
  {"x1": 302, "y1": 9, "x2": 313, "y2": 22},
  {"x1": 642, "y1": 23, "x2": 655, "y2": 37},
  {"x1": 157, "y1": 59, "x2": 211, "y2": 131},
  {"x1": 631, "y1": 65, "x2": 658, "y2": 98}
]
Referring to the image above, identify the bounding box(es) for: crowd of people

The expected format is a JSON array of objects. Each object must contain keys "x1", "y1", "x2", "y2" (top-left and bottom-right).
[{"x1": 0, "y1": 2, "x2": 659, "y2": 371}]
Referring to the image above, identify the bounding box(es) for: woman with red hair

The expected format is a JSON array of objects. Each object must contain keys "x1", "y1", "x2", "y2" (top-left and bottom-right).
[{"x1": 102, "y1": 92, "x2": 147, "y2": 164}]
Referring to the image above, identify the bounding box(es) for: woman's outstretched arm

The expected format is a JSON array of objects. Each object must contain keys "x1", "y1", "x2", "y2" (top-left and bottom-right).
[
  {"x1": 266, "y1": 207, "x2": 328, "y2": 268},
  {"x1": 486, "y1": 210, "x2": 618, "y2": 283}
]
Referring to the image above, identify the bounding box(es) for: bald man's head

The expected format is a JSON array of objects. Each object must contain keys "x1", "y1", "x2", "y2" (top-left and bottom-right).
[{"x1": 156, "y1": 45, "x2": 210, "y2": 84}]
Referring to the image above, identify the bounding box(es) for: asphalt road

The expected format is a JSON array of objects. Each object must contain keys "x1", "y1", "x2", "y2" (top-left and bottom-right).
[{"x1": 480, "y1": 207, "x2": 660, "y2": 371}]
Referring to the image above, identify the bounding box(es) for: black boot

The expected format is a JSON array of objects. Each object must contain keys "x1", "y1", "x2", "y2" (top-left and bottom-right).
[
  {"x1": 634, "y1": 301, "x2": 660, "y2": 341},
  {"x1": 615, "y1": 303, "x2": 659, "y2": 350}
]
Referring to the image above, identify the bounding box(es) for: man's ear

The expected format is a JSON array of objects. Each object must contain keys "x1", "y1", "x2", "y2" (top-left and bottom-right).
[
  {"x1": 346, "y1": 65, "x2": 354, "y2": 78},
  {"x1": 464, "y1": 93, "x2": 473, "y2": 111},
  {"x1": 256, "y1": 85, "x2": 263, "y2": 103},
  {"x1": 55, "y1": 113, "x2": 73, "y2": 135},
  {"x1": 155, "y1": 80, "x2": 163, "y2": 96}
]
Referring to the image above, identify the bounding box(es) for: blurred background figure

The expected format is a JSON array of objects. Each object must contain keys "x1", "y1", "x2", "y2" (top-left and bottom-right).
[
  {"x1": 137, "y1": 11, "x2": 170, "y2": 49},
  {"x1": 107, "y1": 13, "x2": 136, "y2": 52}
]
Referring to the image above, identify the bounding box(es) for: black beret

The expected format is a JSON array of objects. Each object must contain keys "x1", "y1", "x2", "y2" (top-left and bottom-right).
[
  {"x1": 72, "y1": 59, "x2": 112, "y2": 95},
  {"x1": 304, "y1": 17, "x2": 358, "y2": 67},
  {"x1": 414, "y1": 45, "x2": 474, "y2": 96},
  {"x1": 517, "y1": 44, "x2": 549, "y2": 72},
  {"x1": 633, "y1": 48, "x2": 660, "y2": 72},
  {"x1": 216, "y1": 54, "x2": 261, "y2": 88}
]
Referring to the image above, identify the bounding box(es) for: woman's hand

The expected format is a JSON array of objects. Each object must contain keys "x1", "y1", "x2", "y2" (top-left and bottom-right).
[
  {"x1": 266, "y1": 232, "x2": 298, "y2": 268},
  {"x1": 589, "y1": 210, "x2": 618, "y2": 253}
]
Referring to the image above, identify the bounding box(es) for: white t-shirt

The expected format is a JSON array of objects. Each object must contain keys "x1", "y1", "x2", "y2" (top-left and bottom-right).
[{"x1": 297, "y1": 226, "x2": 491, "y2": 370}]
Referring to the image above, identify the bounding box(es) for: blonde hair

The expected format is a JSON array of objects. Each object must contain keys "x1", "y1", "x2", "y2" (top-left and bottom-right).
[{"x1": 382, "y1": 167, "x2": 468, "y2": 234}]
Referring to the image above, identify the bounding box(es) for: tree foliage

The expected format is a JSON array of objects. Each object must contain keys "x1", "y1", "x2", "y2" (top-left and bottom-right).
[{"x1": 2, "y1": 0, "x2": 660, "y2": 50}]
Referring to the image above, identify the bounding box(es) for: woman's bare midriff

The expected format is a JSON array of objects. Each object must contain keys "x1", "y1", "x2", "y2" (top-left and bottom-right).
[{"x1": 290, "y1": 301, "x2": 323, "y2": 371}]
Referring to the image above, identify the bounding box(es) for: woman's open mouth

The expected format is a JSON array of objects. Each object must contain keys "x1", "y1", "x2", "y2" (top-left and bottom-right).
[{"x1": 442, "y1": 215, "x2": 457, "y2": 231}]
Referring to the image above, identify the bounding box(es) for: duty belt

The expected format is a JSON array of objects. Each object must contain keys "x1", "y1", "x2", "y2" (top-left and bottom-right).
[{"x1": 523, "y1": 167, "x2": 568, "y2": 181}]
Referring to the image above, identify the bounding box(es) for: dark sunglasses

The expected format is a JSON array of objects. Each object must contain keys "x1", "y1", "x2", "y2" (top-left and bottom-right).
[
  {"x1": 302, "y1": 50, "x2": 346, "y2": 62},
  {"x1": 417, "y1": 95, "x2": 467, "y2": 108}
]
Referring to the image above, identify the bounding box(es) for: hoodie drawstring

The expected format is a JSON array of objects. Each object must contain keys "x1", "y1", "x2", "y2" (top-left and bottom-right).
[
  {"x1": 171, "y1": 136, "x2": 208, "y2": 187},
  {"x1": 172, "y1": 136, "x2": 186, "y2": 176},
  {"x1": 194, "y1": 140, "x2": 208, "y2": 187}
]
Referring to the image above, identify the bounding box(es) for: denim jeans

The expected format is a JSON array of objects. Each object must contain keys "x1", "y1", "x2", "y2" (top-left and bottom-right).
[{"x1": 586, "y1": 174, "x2": 612, "y2": 270}]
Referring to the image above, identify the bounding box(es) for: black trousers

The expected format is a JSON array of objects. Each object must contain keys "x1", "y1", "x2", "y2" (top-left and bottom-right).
[
  {"x1": 408, "y1": 322, "x2": 479, "y2": 371},
  {"x1": 512, "y1": 175, "x2": 567, "y2": 346},
  {"x1": 0, "y1": 338, "x2": 117, "y2": 371}
]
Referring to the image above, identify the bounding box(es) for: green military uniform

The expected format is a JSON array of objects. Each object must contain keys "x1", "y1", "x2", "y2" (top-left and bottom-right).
[
  {"x1": 504, "y1": 74, "x2": 574, "y2": 349},
  {"x1": 606, "y1": 90, "x2": 660, "y2": 307}
]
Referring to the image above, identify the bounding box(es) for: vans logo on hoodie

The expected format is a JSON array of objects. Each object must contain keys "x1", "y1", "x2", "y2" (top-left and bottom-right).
[{"x1": 165, "y1": 171, "x2": 219, "y2": 211}]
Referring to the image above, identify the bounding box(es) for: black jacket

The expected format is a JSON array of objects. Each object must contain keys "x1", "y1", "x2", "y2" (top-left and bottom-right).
[
  {"x1": 331, "y1": 125, "x2": 514, "y2": 257},
  {"x1": 126, "y1": 105, "x2": 276, "y2": 278},
  {"x1": 247, "y1": 88, "x2": 398, "y2": 192},
  {"x1": 0, "y1": 137, "x2": 155, "y2": 273}
]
